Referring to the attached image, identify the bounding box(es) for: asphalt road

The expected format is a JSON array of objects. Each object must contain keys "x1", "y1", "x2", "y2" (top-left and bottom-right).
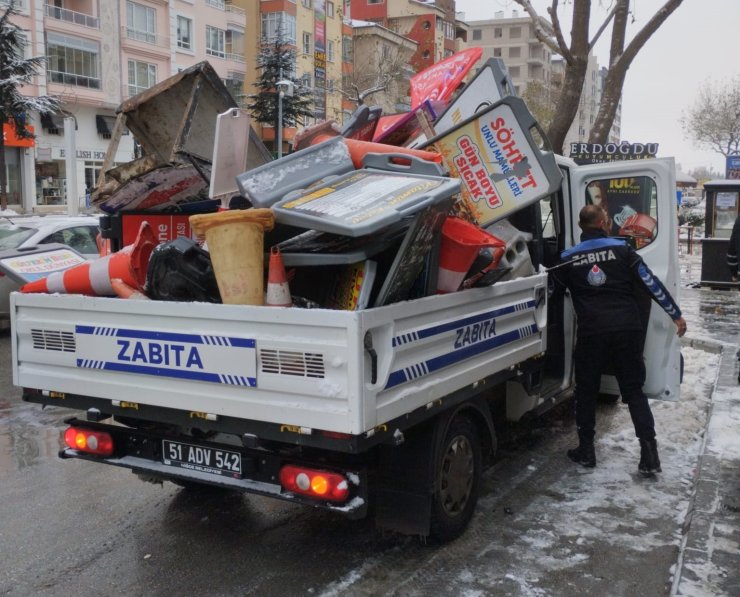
[{"x1": 0, "y1": 330, "x2": 702, "y2": 597}]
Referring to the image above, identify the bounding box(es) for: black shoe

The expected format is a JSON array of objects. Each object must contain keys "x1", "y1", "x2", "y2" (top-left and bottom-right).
[
  {"x1": 639, "y1": 439, "x2": 662, "y2": 475},
  {"x1": 567, "y1": 443, "x2": 596, "y2": 468}
]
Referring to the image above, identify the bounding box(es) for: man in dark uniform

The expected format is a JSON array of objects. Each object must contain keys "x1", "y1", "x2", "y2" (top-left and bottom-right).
[
  {"x1": 727, "y1": 213, "x2": 740, "y2": 282},
  {"x1": 552, "y1": 205, "x2": 687, "y2": 475}
]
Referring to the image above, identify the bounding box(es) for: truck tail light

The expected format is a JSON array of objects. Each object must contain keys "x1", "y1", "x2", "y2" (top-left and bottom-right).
[
  {"x1": 64, "y1": 427, "x2": 114, "y2": 457},
  {"x1": 279, "y1": 465, "x2": 349, "y2": 503}
]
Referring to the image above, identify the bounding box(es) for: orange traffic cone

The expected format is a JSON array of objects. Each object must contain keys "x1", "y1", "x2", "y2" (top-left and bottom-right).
[
  {"x1": 21, "y1": 221, "x2": 158, "y2": 296},
  {"x1": 265, "y1": 247, "x2": 292, "y2": 307},
  {"x1": 111, "y1": 278, "x2": 150, "y2": 300}
]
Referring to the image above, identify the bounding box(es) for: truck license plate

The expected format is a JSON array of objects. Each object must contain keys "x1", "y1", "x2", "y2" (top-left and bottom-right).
[{"x1": 162, "y1": 440, "x2": 242, "y2": 478}]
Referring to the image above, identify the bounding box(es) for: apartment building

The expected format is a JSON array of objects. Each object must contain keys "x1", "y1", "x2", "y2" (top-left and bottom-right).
[
  {"x1": 243, "y1": 0, "x2": 350, "y2": 152},
  {"x1": 350, "y1": 0, "x2": 468, "y2": 72},
  {"x1": 3, "y1": 0, "x2": 248, "y2": 212},
  {"x1": 466, "y1": 10, "x2": 552, "y2": 96}
]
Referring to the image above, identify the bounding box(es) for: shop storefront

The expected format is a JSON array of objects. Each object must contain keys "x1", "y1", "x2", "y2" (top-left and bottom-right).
[
  {"x1": 33, "y1": 108, "x2": 134, "y2": 211},
  {"x1": 2, "y1": 122, "x2": 34, "y2": 207}
]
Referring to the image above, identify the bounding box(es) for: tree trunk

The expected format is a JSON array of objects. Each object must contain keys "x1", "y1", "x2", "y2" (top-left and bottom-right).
[
  {"x1": 0, "y1": 117, "x2": 8, "y2": 211},
  {"x1": 544, "y1": 0, "x2": 592, "y2": 155},
  {"x1": 547, "y1": 57, "x2": 589, "y2": 155}
]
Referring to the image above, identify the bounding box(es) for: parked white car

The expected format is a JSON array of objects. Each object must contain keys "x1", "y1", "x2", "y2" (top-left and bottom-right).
[{"x1": 0, "y1": 215, "x2": 101, "y2": 320}]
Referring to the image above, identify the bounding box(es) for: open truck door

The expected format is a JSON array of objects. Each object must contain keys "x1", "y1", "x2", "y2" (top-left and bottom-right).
[{"x1": 568, "y1": 158, "x2": 682, "y2": 400}]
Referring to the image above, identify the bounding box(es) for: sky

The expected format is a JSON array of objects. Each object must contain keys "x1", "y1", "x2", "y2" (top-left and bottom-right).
[{"x1": 455, "y1": 0, "x2": 740, "y2": 175}]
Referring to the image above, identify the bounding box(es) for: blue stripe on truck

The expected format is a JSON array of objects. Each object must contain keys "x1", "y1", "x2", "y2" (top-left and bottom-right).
[
  {"x1": 385, "y1": 324, "x2": 539, "y2": 389},
  {"x1": 391, "y1": 300, "x2": 535, "y2": 348}
]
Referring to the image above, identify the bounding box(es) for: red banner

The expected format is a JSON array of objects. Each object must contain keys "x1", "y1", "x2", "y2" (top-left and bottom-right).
[
  {"x1": 3, "y1": 122, "x2": 35, "y2": 147},
  {"x1": 409, "y1": 48, "x2": 483, "y2": 110}
]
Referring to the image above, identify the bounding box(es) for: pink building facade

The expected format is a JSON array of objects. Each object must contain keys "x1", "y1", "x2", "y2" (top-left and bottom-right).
[{"x1": 3, "y1": 0, "x2": 247, "y2": 211}]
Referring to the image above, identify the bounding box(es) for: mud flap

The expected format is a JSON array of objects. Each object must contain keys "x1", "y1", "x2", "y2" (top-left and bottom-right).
[{"x1": 375, "y1": 420, "x2": 437, "y2": 537}]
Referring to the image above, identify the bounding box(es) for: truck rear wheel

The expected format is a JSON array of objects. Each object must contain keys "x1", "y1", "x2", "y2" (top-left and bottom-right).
[{"x1": 430, "y1": 415, "x2": 482, "y2": 542}]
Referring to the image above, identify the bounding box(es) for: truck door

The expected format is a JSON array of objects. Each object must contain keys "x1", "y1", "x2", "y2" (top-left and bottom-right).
[{"x1": 567, "y1": 158, "x2": 681, "y2": 400}]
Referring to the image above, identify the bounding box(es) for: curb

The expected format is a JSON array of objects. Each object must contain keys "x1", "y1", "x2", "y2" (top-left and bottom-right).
[{"x1": 671, "y1": 341, "x2": 739, "y2": 596}]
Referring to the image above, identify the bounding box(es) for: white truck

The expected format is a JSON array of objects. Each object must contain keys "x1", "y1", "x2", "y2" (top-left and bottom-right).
[{"x1": 11, "y1": 156, "x2": 682, "y2": 541}]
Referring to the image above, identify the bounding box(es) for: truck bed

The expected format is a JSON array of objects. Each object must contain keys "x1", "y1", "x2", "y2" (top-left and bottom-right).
[{"x1": 12, "y1": 273, "x2": 547, "y2": 436}]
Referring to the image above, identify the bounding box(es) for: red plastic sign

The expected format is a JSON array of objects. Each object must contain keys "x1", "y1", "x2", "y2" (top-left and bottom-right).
[{"x1": 409, "y1": 48, "x2": 483, "y2": 110}]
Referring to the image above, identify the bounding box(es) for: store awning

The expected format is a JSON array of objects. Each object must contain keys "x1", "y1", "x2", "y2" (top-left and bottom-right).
[
  {"x1": 96, "y1": 114, "x2": 129, "y2": 138},
  {"x1": 2, "y1": 122, "x2": 35, "y2": 147},
  {"x1": 40, "y1": 112, "x2": 66, "y2": 133}
]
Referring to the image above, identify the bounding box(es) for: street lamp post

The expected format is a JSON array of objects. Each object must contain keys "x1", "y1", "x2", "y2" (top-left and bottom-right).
[{"x1": 275, "y1": 78, "x2": 294, "y2": 159}]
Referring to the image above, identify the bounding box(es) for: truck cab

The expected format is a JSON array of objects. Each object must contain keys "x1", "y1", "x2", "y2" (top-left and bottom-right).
[{"x1": 506, "y1": 155, "x2": 682, "y2": 420}]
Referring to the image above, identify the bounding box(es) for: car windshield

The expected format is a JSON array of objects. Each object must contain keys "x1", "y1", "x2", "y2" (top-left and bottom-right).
[{"x1": 0, "y1": 225, "x2": 36, "y2": 249}]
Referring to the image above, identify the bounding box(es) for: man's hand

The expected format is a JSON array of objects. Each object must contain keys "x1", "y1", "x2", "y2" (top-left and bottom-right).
[{"x1": 675, "y1": 316, "x2": 687, "y2": 337}]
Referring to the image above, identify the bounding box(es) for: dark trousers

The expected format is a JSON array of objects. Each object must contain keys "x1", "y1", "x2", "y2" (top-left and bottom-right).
[{"x1": 573, "y1": 330, "x2": 656, "y2": 443}]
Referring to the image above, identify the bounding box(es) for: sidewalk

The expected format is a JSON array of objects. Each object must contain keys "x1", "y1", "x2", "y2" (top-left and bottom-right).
[{"x1": 672, "y1": 283, "x2": 740, "y2": 596}]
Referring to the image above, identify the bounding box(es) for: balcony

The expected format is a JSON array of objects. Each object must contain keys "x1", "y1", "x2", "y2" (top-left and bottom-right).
[
  {"x1": 47, "y1": 69, "x2": 101, "y2": 89},
  {"x1": 44, "y1": 3, "x2": 99, "y2": 29},
  {"x1": 204, "y1": 0, "x2": 246, "y2": 17},
  {"x1": 121, "y1": 27, "x2": 169, "y2": 50}
]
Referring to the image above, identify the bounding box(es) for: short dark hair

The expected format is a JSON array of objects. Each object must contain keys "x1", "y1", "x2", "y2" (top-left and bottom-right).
[{"x1": 579, "y1": 204, "x2": 606, "y2": 230}]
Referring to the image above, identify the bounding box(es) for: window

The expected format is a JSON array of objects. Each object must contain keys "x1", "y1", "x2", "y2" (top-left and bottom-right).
[
  {"x1": 206, "y1": 25, "x2": 225, "y2": 58},
  {"x1": 493, "y1": 48, "x2": 502, "y2": 57},
  {"x1": 327, "y1": 1, "x2": 334, "y2": 17},
  {"x1": 226, "y1": 28, "x2": 244, "y2": 60},
  {"x1": 713, "y1": 191, "x2": 739, "y2": 238},
  {"x1": 46, "y1": 32, "x2": 100, "y2": 89},
  {"x1": 494, "y1": 27, "x2": 502, "y2": 38},
  {"x1": 205, "y1": 0, "x2": 225, "y2": 7},
  {"x1": 223, "y1": 74, "x2": 246, "y2": 106},
  {"x1": 472, "y1": 29, "x2": 481, "y2": 41},
  {"x1": 300, "y1": 73, "x2": 312, "y2": 88},
  {"x1": 342, "y1": 35, "x2": 352, "y2": 62},
  {"x1": 586, "y1": 176, "x2": 659, "y2": 249},
  {"x1": 302, "y1": 31, "x2": 311, "y2": 55},
  {"x1": 128, "y1": 59, "x2": 156, "y2": 96},
  {"x1": 509, "y1": 65, "x2": 520, "y2": 78},
  {"x1": 327, "y1": 39, "x2": 335, "y2": 62},
  {"x1": 510, "y1": 26, "x2": 521, "y2": 39},
  {"x1": 301, "y1": 0, "x2": 311, "y2": 7},
  {"x1": 509, "y1": 46, "x2": 520, "y2": 58},
  {"x1": 368, "y1": 0, "x2": 383, "y2": 4},
  {"x1": 126, "y1": 1, "x2": 156, "y2": 44},
  {"x1": 177, "y1": 16, "x2": 192, "y2": 50},
  {"x1": 261, "y1": 12, "x2": 296, "y2": 45},
  {"x1": 327, "y1": 79, "x2": 334, "y2": 92},
  {"x1": 43, "y1": 226, "x2": 99, "y2": 256}
]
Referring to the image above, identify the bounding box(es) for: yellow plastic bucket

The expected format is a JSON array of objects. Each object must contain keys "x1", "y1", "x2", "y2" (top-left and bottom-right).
[{"x1": 189, "y1": 209, "x2": 274, "y2": 305}]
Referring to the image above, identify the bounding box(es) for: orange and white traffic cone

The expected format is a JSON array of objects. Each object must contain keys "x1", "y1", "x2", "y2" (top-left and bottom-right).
[
  {"x1": 111, "y1": 278, "x2": 150, "y2": 300},
  {"x1": 265, "y1": 247, "x2": 292, "y2": 307},
  {"x1": 21, "y1": 221, "x2": 158, "y2": 296}
]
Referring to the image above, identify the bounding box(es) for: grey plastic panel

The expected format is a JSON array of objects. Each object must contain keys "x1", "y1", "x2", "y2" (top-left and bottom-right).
[
  {"x1": 236, "y1": 137, "x2": 354, "y2": 208},
  {"x1": 273, "y1": 169, "x2": 460, "y2": 237}
]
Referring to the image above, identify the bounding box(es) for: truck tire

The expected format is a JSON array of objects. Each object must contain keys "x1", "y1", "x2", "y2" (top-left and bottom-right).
[{"x1": 430, "y1": 415, "x2": 482, "y2": 542}]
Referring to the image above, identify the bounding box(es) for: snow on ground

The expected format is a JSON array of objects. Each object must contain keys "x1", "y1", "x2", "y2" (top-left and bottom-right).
[{"x1": 453, "y1": 346, "x2": 719, "y2": 594}]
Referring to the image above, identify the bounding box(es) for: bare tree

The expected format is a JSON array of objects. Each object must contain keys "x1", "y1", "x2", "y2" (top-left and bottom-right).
[
  {"x1": 513, "y1": 0, "x2": 684, "y2": 154},
  {"x1": 342, "y1": 37, "x2": 414, "y2": 113},
  {"x1": 681, "y1": 76, "x2": 740, "y2": 158},
  {"x1": 521, "y1": 79, "x2": 560, "y2": 132}
]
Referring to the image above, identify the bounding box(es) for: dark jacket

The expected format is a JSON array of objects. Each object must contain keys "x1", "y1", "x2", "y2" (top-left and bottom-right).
[{"x1": 552, "y1": 230, "x2": 682, "y2": 337}]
